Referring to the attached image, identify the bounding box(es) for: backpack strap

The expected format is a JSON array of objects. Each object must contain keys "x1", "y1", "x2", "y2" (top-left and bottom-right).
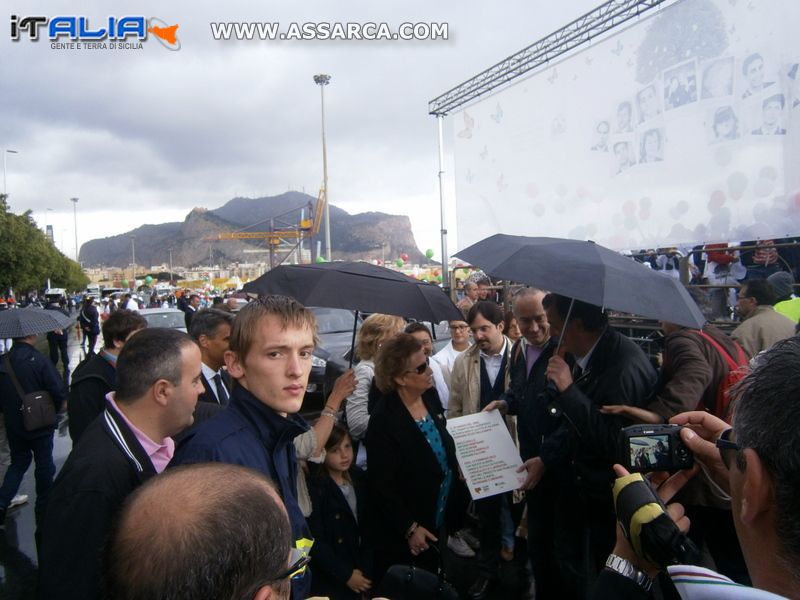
[{"x1": 693, "y1": 330, "x2": 746, "y2": 370}]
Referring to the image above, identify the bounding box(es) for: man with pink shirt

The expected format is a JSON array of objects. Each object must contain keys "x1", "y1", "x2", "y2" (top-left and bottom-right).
[{"x1": 38, "y1": 327, "x2": 203, "y2": 600}]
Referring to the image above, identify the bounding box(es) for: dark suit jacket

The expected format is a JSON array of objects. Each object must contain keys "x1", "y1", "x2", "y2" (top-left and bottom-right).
[
  {"x1": 365, "y1": 389, "x2": 467, "y2": 558},
  {"x1": 198, "y1": 370, "x2": 231, "y2": 405},
  {"x1": 557, "y1": 327, "x2": 657, "y2": 495}
]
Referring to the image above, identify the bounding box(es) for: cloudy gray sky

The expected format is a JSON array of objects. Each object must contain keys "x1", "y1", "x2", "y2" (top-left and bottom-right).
[{"x1": 2, "y1": 0, "x2": 600, "y2": 262}]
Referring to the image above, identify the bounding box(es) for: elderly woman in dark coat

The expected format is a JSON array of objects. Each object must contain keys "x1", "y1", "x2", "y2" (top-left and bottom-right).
[{"x1": 366, "y1": 333, "x2": 466, "y2": 583}]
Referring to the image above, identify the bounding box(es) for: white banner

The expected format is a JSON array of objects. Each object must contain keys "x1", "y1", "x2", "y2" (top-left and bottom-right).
[{"x1": 453, "y1": 0, "x2": 800, "y2": 251}]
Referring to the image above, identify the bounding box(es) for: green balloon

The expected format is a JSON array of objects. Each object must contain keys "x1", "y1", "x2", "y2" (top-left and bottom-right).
[
  {"x1": 395, "y1": 258, "x2": 404, "y2": 267},
  {"x1": 315, "y1": 256, "x2": 326, "y2": 263},
  {"x1": 145, "y1": 276, "x2": 153, "y2": 284},
  {"x1": 121, "y1": 280, "x2": 129, "y2": 287},
  {"x1": 425, "y1": 249, "x2": 434, "y2": 259}
]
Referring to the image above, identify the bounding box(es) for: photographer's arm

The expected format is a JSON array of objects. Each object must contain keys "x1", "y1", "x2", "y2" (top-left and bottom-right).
[{"x1": 670, "y1": 411, "x2": 730, "y2": 494}]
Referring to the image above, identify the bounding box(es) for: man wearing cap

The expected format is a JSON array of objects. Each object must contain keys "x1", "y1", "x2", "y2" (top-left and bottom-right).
[{"x1": 767, "y1": 271, "x2": 800, "y2": 325}]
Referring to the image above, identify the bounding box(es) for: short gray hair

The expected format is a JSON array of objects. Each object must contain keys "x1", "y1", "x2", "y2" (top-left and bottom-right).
[{"x1": 733, "y1": 335, "x2": 800, "y2": 582}]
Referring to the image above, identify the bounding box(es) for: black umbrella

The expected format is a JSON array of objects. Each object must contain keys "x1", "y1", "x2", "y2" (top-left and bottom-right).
[
  {"x1": 456, "y1": 234, "x2": 705, "y2": 328},
  {"x1": 243, "y1": 262, "x2": 463, "y2": 366},
  {"x1": 243, "y1": 262, "x2": 462, "y2": 323},
  {"x1": 0, "y1": 307, "x2": 75, "y2": 338}
]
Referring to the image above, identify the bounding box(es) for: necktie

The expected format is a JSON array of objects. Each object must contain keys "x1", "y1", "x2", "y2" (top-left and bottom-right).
[{"x1": 212, "y1": 373, "x2": 229, "y2": 405}]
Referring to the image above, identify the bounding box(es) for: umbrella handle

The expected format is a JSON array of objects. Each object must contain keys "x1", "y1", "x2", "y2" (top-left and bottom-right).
[
  {"x1": 555, "y1": 297, "x2": 575, "y2": 357},
  {"x1": 348, "y1": 310, "x2": 359, "y2": 369}
]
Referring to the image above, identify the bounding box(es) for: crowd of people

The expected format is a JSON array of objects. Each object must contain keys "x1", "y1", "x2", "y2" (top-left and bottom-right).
[{"x1": 0, "y1": 266, "x2": 799, "y2": 599}]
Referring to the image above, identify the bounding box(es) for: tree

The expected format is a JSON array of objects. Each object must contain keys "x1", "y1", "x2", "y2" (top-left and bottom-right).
[{"x1": 0, "y1": 197, "x2": 89, "y2": 294}]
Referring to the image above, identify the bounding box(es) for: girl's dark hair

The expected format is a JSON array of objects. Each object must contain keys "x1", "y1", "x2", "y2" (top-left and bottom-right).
[
  {"x1": 325, "y1": 422, "x2": 350, "y2": 453},
  {"x1": 310, "y1": 421, "x2": 353, "y2": 481}
]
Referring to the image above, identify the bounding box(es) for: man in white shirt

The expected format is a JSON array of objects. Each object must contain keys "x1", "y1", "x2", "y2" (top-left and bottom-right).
[{"x1": 432, "y1": 319, "x2": 471, "y2": 387}]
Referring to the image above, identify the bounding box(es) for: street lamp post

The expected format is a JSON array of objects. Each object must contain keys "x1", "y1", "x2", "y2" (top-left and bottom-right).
[
  {"x1": 3, "y1": 149, "x2": 19, "y2": 198},
  {"x1": 168, "y1": 247, "x2": 174, "y2": 285},
  {"x1": 131, "y1": 235, "x2": 136, "y2": 284},
  {"x1": 70, "y1": 197, "x2": 79, "y2": 262},
  {"x1": 313, "y1": 73, "x2": 332, "y2": 261}
]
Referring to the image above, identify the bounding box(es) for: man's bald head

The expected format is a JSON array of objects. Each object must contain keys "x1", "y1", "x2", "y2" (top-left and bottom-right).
[
  {"x1": 513, "y1": 288, "x2": 550, "y2": 347},
  {"x1": 105, "y1": 464, "x2": 291, "y2": 600}
]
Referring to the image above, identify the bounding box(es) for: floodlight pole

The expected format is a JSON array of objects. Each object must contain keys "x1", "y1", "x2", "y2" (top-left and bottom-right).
[
  {"x1": 314, "y1": 73, "x2": 332, "y2": 262},
  {"x1": 3, "y1": 149, "x2": 19, "y2": 197},
  {"x1": 436, "y1": 116, "x2": 450, "y2": 293},
  {"x1": 70, "y1": 197, "x2": 79, "y2": 262}
]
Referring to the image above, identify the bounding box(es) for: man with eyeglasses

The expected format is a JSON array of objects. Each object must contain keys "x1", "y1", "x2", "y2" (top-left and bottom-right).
[
  {"x1": 432, "y1": 320, "x2": 472, "y2": 386},
  {"x1": 104, "y1": 463, "x2": 300, "y2": 600},
  {"x1": 597, "y1": 335, "x2": 800, "y2": 598},
  {"x1": 449, "y1": 301, "x2": 517, "y2": 599},
  {"x1": 732, "y1": 279, "x2": 795, "y2": 358}
]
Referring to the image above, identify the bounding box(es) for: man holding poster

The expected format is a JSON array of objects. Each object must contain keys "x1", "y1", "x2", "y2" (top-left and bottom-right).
[{"x1": 448, "y1": 301, "x2": 515, "y2": 600}]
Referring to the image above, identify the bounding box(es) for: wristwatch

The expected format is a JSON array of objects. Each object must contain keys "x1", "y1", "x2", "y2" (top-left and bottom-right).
[{"x1": 605, "y1": 554, "x2": 653, "y2": 593}]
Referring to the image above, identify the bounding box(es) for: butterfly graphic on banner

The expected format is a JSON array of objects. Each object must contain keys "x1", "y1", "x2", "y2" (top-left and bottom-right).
[
  {"x1": 457, "y1": 111, "x2": 475, "y2": 139},
  {"x1": 490, "y1": 103, "x2": 503, "y2": 124},
  {"x1": 497, "y1": 174, "x2": 508, "y2": 192}
]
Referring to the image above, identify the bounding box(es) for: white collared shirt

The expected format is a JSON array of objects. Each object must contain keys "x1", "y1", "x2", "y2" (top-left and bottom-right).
[
  {"x1": 480, "y1": 338, "x2": 509, "y2": 386},
  {"x1": 201, "y1": 362, "x2": 225, "y2": 403},
  {"x1": 574, "y1": 333, "x2": 603, "y2": 373}
]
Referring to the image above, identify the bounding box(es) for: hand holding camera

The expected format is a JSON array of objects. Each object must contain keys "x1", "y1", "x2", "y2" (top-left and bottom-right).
[{"x1": 620, "y1": 424, "x2": 694, "y2": 473}]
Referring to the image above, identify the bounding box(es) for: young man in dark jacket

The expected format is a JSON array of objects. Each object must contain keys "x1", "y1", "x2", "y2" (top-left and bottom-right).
[
  {"x1": 67, "y1": 309, "x2": 147, "y2": 442},
  {"x1": 174, "y1": 295, "x2": 317, "y2": 600},
  {"x1": 38, "y1": 327, "x2": 203, "y2": 600}
]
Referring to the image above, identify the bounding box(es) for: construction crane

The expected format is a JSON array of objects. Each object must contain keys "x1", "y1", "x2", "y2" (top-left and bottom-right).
[{"x1": 203, "y1": 188, "x2": 326, "y2": 268}]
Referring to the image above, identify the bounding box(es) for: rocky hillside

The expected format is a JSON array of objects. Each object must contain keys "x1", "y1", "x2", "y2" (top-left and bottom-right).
[{"x1": 79, "y1": 192, "x2": 427, "y2": 268}]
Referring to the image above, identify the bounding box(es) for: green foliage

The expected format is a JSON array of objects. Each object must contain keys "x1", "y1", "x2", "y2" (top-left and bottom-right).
[{"x1": 0, "y1": 197, "x2": 89, "y2": 294}]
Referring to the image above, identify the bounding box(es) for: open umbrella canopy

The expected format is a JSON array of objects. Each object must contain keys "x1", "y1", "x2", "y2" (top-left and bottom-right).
[
  {"x1": 0, "y1": 307, "x2": 75, "y2": 338},
  {"x1": 456, "y1": 234, "x2": 705, "y2": 328},
  {"x1": 242, "y1": 261, "x2": 462, "y2": 323}
]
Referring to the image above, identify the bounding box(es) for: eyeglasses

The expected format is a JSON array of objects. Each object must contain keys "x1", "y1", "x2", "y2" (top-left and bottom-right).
[
  {"x1": 715, "y1": 428, "x2": 741, "y2": 470},
  {"x1": 406, "y1": 357, "x2": 430, "y2": 375},
  {"x1": 274, "y1": 547, "x2": 312, "y2": 581},
  {"x1": 449, "y1": 324, "x2": 469, "y2": 331}
]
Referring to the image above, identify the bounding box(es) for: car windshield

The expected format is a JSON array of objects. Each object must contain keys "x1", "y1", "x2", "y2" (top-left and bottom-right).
[
  {"x1": 142, "y1": 311, "x2": 185, "y2": 330},
  {"x1": 311, "y1": 307, "x2": 356, "y2": 334}
]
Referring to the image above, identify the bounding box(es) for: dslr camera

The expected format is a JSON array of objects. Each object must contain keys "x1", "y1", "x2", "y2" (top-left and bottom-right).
[{"x1": 620, "y1": 424, "x2": 693, "y2": 473}]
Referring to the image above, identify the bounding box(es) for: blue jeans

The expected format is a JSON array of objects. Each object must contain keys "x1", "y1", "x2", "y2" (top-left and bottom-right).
[{"x1": 0, "y1": 432, "x2": 55, "y2": 521}]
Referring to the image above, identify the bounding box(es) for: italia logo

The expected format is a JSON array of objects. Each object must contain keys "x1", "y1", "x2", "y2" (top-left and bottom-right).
[{"x1": 10, "y1": 15, "x2": 181, "y2": 50}]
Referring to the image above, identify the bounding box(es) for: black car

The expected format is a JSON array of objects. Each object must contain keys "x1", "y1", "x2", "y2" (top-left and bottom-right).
[
  {"x1": 303, "y1": 307, "x2": 363, "y2": 416},
  {"x1": 302, "y1": 309, "x2": 452, "y2": 417}
]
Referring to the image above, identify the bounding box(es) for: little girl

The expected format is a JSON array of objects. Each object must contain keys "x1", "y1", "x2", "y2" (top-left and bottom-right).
[{"x1": 308, "y1": 423, "x2": 373, "y2": 600}]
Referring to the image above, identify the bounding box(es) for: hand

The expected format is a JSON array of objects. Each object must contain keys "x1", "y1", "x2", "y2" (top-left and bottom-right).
[
  {"x1": 600, "y1": 405, "x2": 662, "y2": 424},
  {"x1": 610, "y1": 464, "x2": 696, "y2": 578},
  {"x1": 327, "y1": 369, "x2": 356, "y2": 409},
  {"x1": 517, "y1": 457, "x2": 546, "y2": 490},
  {"x1": 545, "y1": 355, "x2": 573, "y2": 393},
  {"x1": 482, "y1": 400, "x2": 508, "y2": 415},
  {"x1": 407, "y1": 525, "x2": 438, "y2": 556},
  {"x1": 669, "y1": 411, "x2": 730, "y2": 494},
  {"x1": 346, "y1": 568, "x2": 373, "y2": 593}
]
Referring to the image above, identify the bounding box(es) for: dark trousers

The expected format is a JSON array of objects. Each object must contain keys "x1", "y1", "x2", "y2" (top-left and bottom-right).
[
  {"x1": 48, "y1": 336, "x2": 69, "y2": 375},
  {"x1": 540, "y1": 484, "x2": 615, "y2": 600},
  {"x1": 525, "y1": 479, "x2": 564, "y2": 600},
  {"x1": 0, "y1": 432, "x2": 55, "y2": 523},
  {"x1": 474, "y1": 492, "x2": 510, "y2": 579}
]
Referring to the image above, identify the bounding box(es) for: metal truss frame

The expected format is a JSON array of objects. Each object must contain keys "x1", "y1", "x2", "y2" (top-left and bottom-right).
[{"x1": 429, "y1": 0, "x2": 673, "y2": 116}]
